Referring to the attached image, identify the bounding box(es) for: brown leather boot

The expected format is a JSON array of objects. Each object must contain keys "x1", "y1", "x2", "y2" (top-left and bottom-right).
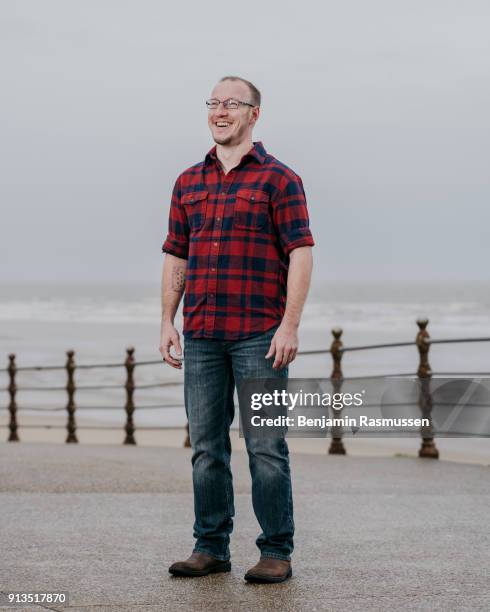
[
  {"x1": 244, "y1": 556, "x2": 292, "y2": 583},
  {"x1": 169, "y1": 552, "x2": 231, "y2": 577}
]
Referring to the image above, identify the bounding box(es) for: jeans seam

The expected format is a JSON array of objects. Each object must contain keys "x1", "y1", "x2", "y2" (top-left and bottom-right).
[
  {"x1": 222, "y1": 366, "x2": 233, "y2": 560},
  {"x1": 260, "y1": 552, "x2": 291, "y2": 561},
  {"x1": 193, "y1": 547, "x2": 230, "y2": 562}
]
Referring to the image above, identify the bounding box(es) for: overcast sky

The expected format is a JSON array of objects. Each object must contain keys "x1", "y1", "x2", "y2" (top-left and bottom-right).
[{"x1": 1, "y1": 0, "x2": 489, "y2": 285}]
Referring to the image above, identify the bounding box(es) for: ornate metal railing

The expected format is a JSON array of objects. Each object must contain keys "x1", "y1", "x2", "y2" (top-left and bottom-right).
[{"x1": 2, "y1": 318, "x2": 489, "y2": 458}]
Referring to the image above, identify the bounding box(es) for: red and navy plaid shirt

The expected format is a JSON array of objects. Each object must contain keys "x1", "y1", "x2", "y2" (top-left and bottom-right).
[{"x1": 162, "y1": 141, "x2": 314, "y2": 340}]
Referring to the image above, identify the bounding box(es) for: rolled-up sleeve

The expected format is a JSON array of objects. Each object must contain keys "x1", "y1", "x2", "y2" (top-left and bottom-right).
[
  {"x1": 161, "y1": 175, "x2": 190, "y2": 259},
  {"x1": 272, "y1": 174, "x2": 315, "y2": 256}
]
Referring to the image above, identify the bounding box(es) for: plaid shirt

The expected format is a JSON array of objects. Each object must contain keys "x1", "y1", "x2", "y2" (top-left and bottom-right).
[{"x1": 162, "y1": 141, "x2": 314, "y2": 340}]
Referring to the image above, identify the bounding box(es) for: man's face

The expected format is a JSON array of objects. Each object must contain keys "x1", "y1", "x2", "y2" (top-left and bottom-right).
[{"x1": 208, "y1": 80, "x2": 259, "y2": 146}]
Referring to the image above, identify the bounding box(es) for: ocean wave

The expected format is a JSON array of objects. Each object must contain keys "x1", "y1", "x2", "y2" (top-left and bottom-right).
[{"x1": 0, "y1": 297, "x2": 488, "y2": 331}]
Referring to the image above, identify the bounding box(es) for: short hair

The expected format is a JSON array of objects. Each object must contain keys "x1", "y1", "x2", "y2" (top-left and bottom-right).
[{"x1": 218, "y1": 75, "x2": 261, "y2": 107}]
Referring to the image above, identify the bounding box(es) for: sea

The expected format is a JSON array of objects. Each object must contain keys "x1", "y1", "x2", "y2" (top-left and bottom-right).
[{"x1": 0, "y1": 281, "x2": 489, "y2": 430}]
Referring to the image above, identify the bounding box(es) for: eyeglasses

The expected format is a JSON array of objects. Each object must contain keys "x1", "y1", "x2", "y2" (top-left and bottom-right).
[{"x1": 206, "y1": 98, "x2": 255, "y2": 110}]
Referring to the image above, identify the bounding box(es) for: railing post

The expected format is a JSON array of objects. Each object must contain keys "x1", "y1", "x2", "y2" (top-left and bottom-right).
[
  {"x1": 329, "y1": 327, "x2": 346, "y2": 455},
  {"x1": 184, "y1": 422, "x2": 191, "y2": 448},
  {"x1": 124, "y1": 347, "x2": 136, "y2": 445},
  {"x1": 7, "y1": 354, "x2": 19, "y2": 442},
  {"x1": 416, "y1": 318, "x2": 439, "y2": 459},
  {"x1": 416, "y1": 318, "x2": 432, "y2": 379},
  {"x1": 65, "y1": 350, "x2": 78, "y2": 443}
]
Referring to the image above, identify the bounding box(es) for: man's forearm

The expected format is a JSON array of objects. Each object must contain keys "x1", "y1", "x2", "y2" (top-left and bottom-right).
[
  {"x1": 281, "y1": 246, "x2": 313, "y2": 329},
  {"x1": 161, "y1": 253, "x2": 187, "y2": 325}
]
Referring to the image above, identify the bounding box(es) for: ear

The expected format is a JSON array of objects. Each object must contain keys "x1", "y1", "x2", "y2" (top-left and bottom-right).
[{"x1": 250, "y1": 106, "x2": 260, "y2": 126}]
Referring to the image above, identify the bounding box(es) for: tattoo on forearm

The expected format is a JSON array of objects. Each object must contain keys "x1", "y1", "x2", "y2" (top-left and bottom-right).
[{"x1": 172, "y1": 267, "x2": 185, "y2": 292}]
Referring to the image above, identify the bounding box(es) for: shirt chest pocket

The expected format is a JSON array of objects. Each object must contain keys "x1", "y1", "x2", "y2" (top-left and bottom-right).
[
  {"x1": 182, "y1": 190, "x2": 208, "y2": 231},
  {"x1": 233, "y1": 189, "x2": 269, "y2": 231}
]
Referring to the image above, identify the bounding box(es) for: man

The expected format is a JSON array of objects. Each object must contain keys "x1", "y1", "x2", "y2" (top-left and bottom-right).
[{"x1": 160, "y1": 75, "x2": 314, "y2": 583}]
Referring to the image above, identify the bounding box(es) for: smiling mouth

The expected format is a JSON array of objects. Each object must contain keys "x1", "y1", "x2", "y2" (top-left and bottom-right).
[{"x1": 215, "y1": 122, "x2": 232, "y2": 128}]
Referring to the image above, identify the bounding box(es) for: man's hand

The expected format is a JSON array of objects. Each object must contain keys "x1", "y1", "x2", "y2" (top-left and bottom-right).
[
  {"x1": 159, "y1": 321, "x2": 183, "y2": 369},
  {"x1": 265, "y1": 323, "x2": 299, "y2": 370}
]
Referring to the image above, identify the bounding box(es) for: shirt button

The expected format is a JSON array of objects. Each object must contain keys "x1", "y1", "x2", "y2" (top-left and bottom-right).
[
  {"x1": 211, "y1": 267, "x2": 216, "y2": 271},
  {"x1": 251, "y1": 195, "x2": 255, "y2": 201},
  {"x1": 213, "y1": 242, "x2": 218, "y2": 247},
  {"x1": 217, "y1": 217, "x2": 221, "y2": 221},
  {"x1": 221, "y1": 191, "x2": 226, "y2": 195}
]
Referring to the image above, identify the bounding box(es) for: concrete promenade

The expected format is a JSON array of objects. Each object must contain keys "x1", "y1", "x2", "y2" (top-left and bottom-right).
[{"x1": 1, "y1": 442, "x2": 489, "y2": 611}]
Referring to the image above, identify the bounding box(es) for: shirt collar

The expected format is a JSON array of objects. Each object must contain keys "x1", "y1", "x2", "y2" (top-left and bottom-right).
[{"x1": 204, "y1": 141, "x2": 267, "y2": 167}]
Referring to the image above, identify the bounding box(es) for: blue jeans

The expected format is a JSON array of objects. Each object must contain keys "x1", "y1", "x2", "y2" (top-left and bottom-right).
[{"x1": 183, "y1": 326, "x2": 294, "y2": 562}]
